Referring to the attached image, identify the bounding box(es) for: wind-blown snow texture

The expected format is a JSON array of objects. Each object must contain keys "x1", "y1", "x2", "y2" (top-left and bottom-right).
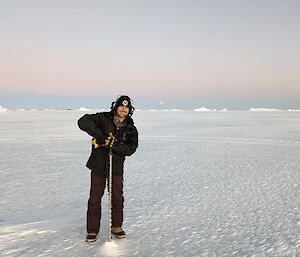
[{"x1": 0, "y1": 110, "x2": 299, "y2": 257}]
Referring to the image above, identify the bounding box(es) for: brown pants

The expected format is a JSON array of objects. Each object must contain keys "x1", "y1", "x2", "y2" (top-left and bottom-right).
[{"x1": 87, "y1": 171, "x2": 124, "y2": 234}]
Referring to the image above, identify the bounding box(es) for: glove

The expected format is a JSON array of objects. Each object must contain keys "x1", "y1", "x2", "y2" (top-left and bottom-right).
[
  {"x1": 104, "y1": 132, "x2": 116, "y2": 148},
  {"x1": 92, "y1": 138, "x2": 100, "y2": 148}
]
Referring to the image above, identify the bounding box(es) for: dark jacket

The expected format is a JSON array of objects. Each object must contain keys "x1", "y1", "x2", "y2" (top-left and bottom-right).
[{"x1": 78, "y1": 111, "x2": 138, "y2": 176}]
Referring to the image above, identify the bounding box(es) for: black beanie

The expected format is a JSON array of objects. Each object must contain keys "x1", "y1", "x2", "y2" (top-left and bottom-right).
[{"x1": 111, "y1": 95, "x2": 134, "y2": 116}]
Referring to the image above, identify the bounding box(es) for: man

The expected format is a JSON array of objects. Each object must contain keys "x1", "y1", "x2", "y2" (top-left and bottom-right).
[{"x1": 78, "y1": 95, "x2": 138, "y2": 242}]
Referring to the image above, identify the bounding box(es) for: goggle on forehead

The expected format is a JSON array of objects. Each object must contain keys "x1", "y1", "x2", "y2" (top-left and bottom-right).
[{"x1": 122, "y1": 100, "x2": 129, "y2": 106}]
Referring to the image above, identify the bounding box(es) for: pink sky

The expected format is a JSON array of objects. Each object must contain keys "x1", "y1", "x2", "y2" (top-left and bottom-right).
[{"x1": 1, "y1": 0, "x2": 300, "y2": 107}]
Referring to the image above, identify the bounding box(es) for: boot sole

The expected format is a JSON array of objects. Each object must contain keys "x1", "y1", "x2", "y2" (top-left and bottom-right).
[
  {"x1": 113, "y1": 233, "x2": 126, "y2": 239},
  {"x1": 115, "y1": 235, "x2": 126, "y2": 239},
  {"x1": 86, "y1": 238, "x2": 97, "y2": 242}
]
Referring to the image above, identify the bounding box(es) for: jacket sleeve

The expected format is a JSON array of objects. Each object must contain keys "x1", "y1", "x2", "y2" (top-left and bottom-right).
[
  {"x1": 113, "y1": 125, "x2": 138, "y2": 156},
  {"x1": 77, "y1": 113, "x2": 106, "y2": 142}
]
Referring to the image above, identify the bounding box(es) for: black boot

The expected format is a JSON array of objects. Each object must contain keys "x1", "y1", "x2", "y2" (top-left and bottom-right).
[
  {"x1": 111, "y1": 227, "x2": 126, "y2": 239},
  {"x1": 86, "y1": 233, "x2": 97, "y2": 242}
]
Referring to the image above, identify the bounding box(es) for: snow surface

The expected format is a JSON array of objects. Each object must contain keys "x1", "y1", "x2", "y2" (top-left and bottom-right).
[{"x1": 1, "y1": 110, "x2": 300, "y2": 257}]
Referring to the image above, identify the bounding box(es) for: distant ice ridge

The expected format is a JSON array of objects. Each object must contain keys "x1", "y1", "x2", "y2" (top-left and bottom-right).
[
  {"x1": 249, "y1": 108, "x2": 284, "y2": 112},
  {"x1": 194, "y1": 107, "x2": 217, "y2": 112},
  {"x1": 194, "y1": 107, "x2": 227, "y2": 112},
  {"x1": 148, "y1": 109, "x2": 183, "y2": 112},
  {"x1": 1, "y1": 107, "x2": 299, "y2": 112},
  {"x1": 170, "y1": 109, "x2": 183, "y2": 112},
  {"x1": 250, "y1": 108, "x2": 300, "y2": 112},
  {"x1": 147, "y1": 107, "x2": 227, "y2": 112},
  {"x1": 0, "y1": 106, "x2": 8, "y2": 112},
  {"x1": 77, "y1": 107, "x2": 111, "y2": 112},
  {"x1": 78, "y1": 107, "x2": 90, "y2": 111}
]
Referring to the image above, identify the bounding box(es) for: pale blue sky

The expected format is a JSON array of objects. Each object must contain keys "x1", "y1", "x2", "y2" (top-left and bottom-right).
[{"x1": 0, "y1": 0, "x2": 299, "y2": 109}]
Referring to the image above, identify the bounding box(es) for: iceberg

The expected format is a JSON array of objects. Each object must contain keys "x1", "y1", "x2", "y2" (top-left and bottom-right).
[
  {"x1": 78, "y1": 107, "x2": 90, "y2": 111},
  {"x1": 249, "y1": 108, "x2": 284, "y2": 112},
  {"x1": 194, "y1": 107, "x2": 216, "y2": 112},
  {"x1": 0, "y1": 106, "x2": 8, "y2": 112}
]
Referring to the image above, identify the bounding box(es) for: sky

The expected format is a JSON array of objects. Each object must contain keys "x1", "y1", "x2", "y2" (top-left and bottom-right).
[{"x1": 0, "y1": 0, "x2": 300, "y2": 109}]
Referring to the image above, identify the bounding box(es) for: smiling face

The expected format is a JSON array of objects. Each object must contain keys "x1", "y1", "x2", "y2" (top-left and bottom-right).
[{"x1": 116, "y1": 105, "x2": 129, "y2": 122}]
